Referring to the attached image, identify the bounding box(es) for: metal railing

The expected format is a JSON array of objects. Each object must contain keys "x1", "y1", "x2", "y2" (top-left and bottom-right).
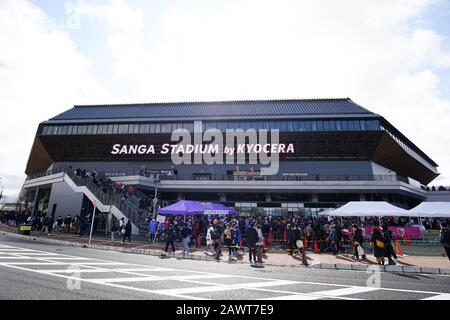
[
  {"x1": 27, "y1": 167, "x2": 410, "y2": 184},
  {"x1": 26, "y1": 168, "x2": 147, "y2": 231}
]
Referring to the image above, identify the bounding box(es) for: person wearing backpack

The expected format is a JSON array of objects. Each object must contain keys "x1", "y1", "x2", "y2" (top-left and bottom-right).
[
  {"x1": 370, "y1": 227, "x2": 386, "y2": 265},
  {"x1": 440, "y1": 222, "x2": 450, "y2": 261},
  {"x1": 205, "y1": 224, "x2": 216, "y2": 255}
]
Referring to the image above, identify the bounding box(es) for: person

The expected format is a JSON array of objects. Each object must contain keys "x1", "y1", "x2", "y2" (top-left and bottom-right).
[
  {"x1": 223, "y1": 224, "x2": 234, "y2": 257},
  {"x1": 255, "y1": 225, "x2": 265, "y2": 264},
  {"x1": 122, "y1": 221, "x2": 132, "y2": 243},
  {"x1": 352, "y1": 224, "x2": 366, "y2": 260},
  {"x1": 40, "y1": 215, "x2": 49, "y2": 234},
  {"x1": 165, "y1": 224, "x2": 176, "y2": 253},
  {"x1": 64, "y1": 215, "x2": 72, "y2": 233},
  {"x1": 119, "y1": 217, "x2": 125, "y2": 234},
  {"x1": 213, "y1": 218, "x2": 225, "y2": 260},
  {"x1": 47, "y1": 215, "x2": 55, "y2": 236},
  {"x1": 371, "y1": 227, "x2": 386, "y2": 265},
  {"x1": 148, "y1": 218, "x2": 157, "y2": 242},
  {"x1": 440, "y1": 222, "x2": 450, "y2": 261},
  {"x1": 72, "y1": 215, "x2": 81, "y2": 237},
  {"x1": 56, "y1": 216, "x2": 63, "y2": 232},
  {"x1": 245, "y1": 223, "x2": 258, "y2": 264},
  {"x1": 205, "y1": 224, "x2": 215, "y2": 255},
  {"x1": 181, "y1": 223, "x2": 191, "y2": 256},
  {"x1": 328, "y1": 224, "x2": 338, "y2": 255},
  {"x1": 383, "y1": 227, "x2": 397, "y2": 265}
]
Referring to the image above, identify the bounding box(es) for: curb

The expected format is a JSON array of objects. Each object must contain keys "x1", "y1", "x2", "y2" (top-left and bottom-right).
[{"x1": 2, "y1": 230, "x2": 449, "y2": 275}]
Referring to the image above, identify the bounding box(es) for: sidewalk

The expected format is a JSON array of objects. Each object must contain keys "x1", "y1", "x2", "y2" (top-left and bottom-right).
[{"x1": 1, "y1": 223, "x2": 449, "y2": 275}]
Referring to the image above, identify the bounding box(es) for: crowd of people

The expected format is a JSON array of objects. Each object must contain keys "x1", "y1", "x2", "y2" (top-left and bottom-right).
[
  {"x1": 421, "y1": 185, "x2": 450, "y2": 192},
  {"x1": 140, "y1": 214, "x2": 450, "y2": 263}
]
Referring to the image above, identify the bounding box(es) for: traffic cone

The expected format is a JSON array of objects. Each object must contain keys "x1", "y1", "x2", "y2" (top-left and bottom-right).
[
  {"x1": 304, "y1": 236, "x2": 308, "y2": 249},
  {"x1": 403, "y1": 234, "x2": 411, "y2": 246},
  {"x1": 313, "y1": 240, "x2": 320, "y2": 253},
  {"x1": 396, "y1": 240, "x2": 403, "y2": 256}
]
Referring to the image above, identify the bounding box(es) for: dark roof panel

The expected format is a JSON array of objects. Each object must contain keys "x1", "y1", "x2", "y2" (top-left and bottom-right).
[{"x1": 50, "y1": 98, "x2": 373, "y2": 121}]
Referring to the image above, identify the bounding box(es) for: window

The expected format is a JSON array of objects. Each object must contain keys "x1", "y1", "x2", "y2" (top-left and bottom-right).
[
  {"x1": 161, "y1": 123, "x2": 170, "y2": 133},
  {"x1": 329, "y1": 121, "x2": 336, "y2": 131},
  {"x1": 98, "y1": 124, "x2": 107, "y2": 134},
  {"x1": 140, "y1": 123, "x2": 150, "y2": 133},
  {"x1": 79, "y1": 125, "x2": 88, "y2": 134},
  {"x1": 60, "y1": 126, "x2": 68, "y2": 135},
  {"x1": 112, "y1": 124, "x2": 119, "y2": 134},
  {"x1": 118, "y1": 124, "x2": 128, "y2": 134},
  {"x1": 323, "y1": 121, "x2": 330, "y2": 131},
  {"x1": 128, "y1": 124, "x2": 134, "y2": 133},
  {"x1": 154, "y1": 123, "x2": 161, "y2": 133},
  {"x1": 107, "y1": 124, "x2": 114, "y2": 134},
  {"x1": 316, "y1": 121, "x2": 324, "y2": 131}
]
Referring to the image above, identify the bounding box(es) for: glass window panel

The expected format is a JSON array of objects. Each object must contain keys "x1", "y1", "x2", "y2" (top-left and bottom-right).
[
  {"x1": 128, "y1": 124, "x2": 134, "y2": 133},
  {"x1": 341, "y1": 121, "x2": 348, "y2": 131},
  {"x1": 323, "y1": 121, "x2": 330, "y2": 131},
  {"x1": 86, "y1": 125, "x2": 92, "y2": 134},
  {"x1": 91, "y1": 125, "x2": 98, "y2": 134},
  {"x1": 118, "y1": 124, "x2": 128, "y2": 134},
  {"x1": 42, "y1": 126, "x2": 50, "y2": 135},
  {"x1": 311, "y1": 121, "x2": 317, "y2": 131},
  {"x1": 154, "y1": 123, "x2": 161, "y2": 133},
  {"x1": 347, "y1": 121, "x2": 355, "y2": 131},
  {"x1": 329, "y1": 121, "x2": 336, "y2": 131},
  {"x1": 316, "y1": 121, "x2": 324, "y2": 131},
  {"x1": 133, "y1": 123, "x2": 140, "y2": 133},
  {"x1": 112, "y1": 124, "x2": 119, "y2": 134},
  {"x1": 353, "y1": 120, "x2": 361, "y2": 131},
  {"x1": 304, "y1": 121, "x2": 312, "y2": 131},
  {"x1": 79, "y1": 125, "x2": 87, "y2": 134},
  {"x1": 107, "y1": 124, "x2": 113, "y2": 134}
]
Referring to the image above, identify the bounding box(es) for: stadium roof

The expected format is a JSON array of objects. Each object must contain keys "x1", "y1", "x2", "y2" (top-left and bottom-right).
[{"x1": 50, "y1": 98, "x2": 375, "y2": 121}]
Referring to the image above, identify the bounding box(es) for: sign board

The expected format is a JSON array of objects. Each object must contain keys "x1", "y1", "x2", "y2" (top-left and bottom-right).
[
  {"x1": 156, "y1": 215, "x2": 166, "y2": 223},
  {"x1": 203, "y1": 210, "x2": 228, "y2": 215}
]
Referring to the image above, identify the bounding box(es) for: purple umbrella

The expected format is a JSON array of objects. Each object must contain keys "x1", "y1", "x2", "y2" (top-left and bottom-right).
[
  {"x1": 158, "y1": 200, "x2": 205, "y2": 215},
  {"x1": 203, "y1": 203, "x2": 237, "y2": 215}
]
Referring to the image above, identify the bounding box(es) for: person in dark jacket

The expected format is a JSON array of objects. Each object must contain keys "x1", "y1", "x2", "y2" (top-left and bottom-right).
[
  {"x1": 246, "y1": 223, "x2": 258, "y2": 264},
  {"x1": 181, "y1": 223, "x2": 191, "y2": 256},
  {"x1": 165, "y1": 225, "x2": 176, "y2": 253},
  {"x1": 370, "y1": 227, "x2": 386, "y2": 265},
  {"x1": 440, "y1": 222, "x2": 450, "y2": 261},
  {"x1": 383, "y1": 227, "x2": 397, "y2": 265},
  {"x1": 352, "y1": 224, "x2": 366, "y2": 260},
  {"x1": 122, "y1": 221, "x2": 132, "y2": 243}
]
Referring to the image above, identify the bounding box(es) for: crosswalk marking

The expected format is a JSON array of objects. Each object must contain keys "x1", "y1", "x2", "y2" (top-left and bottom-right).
[
  {"x1": 0, "y1": 243, "x2": 448, "y2": 300},
  {"x1": 423, "y1": 293, "x2": 450, "y2": 300},
  {"x1": 310, "y1": 287, "x2": 379, "y2": 297}
]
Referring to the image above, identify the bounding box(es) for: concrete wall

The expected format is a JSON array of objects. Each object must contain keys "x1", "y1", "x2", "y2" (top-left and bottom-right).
[
  {"x1": 425, "y1": 192, "x2": 450, "y2": 202},
  {"x1": 47, "y1": 180, "x2": 84, "y2": 218}
]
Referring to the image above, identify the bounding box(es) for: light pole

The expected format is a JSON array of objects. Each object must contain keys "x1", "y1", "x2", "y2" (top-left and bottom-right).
[{"x1": 153, "y1": 179, "x2": 160, "y2": 219}]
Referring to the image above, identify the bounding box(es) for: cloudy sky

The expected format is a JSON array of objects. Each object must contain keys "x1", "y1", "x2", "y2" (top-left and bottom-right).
[{"x1": 1, "y1": 0, "x2": 450, "y2": 202}]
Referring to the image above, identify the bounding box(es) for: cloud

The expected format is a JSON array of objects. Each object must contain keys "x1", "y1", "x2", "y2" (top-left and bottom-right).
[
  {"x1": 0, "y1": 0, "x2": 111, "y2": 201},
  {"x1": 1, "y1": 0, "x2": 450, "y2": 201}
]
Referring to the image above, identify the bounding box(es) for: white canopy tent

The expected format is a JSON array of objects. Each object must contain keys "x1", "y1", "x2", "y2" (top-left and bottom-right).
[
  {"x1": 328, "y1": 201, "x2": 417, "y2": 217},
  {"x1": 409, "y1": 202, "x2": 450, "y2": 218},
  {"x1": 317, "y1": 208, "x2": 334, "y2": 216}
]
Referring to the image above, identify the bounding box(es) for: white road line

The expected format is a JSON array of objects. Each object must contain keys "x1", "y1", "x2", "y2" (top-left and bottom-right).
[
  {"x1": 90, "y1": 276, "x2": 161, "y2": 283},
  {"x1": 1, "y1": 244, "x2": 449, "y2": 300},
  {"x1": 423, "y1": 293, "x2": 450, "y2": 300},
  {"x1": 261, "y1": 294, "x2": 321, "y2": 300},
  {"x1": 310, "y1": 287, "x2": 379, "y2": 297}
]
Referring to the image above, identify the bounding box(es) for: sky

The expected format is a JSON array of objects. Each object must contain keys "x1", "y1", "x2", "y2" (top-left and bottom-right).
[{"x1": 1, "y1": 0, "x2": 450, "y2": 202}]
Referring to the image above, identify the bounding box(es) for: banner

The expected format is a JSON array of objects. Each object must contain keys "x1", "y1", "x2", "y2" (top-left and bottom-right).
[{"x1": 345, "y1": 226, "x2": 423, "y2": 241}]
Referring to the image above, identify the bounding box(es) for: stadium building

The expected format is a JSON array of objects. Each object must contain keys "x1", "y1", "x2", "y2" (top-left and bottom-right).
[{"x1": 21, "y1": 98, "x2": 439, "y2": 233}]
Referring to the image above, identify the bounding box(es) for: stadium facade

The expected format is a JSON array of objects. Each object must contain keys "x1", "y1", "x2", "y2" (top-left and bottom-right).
[{"x1": 21, "y1": 98, "x2": 440, "y2": 233}]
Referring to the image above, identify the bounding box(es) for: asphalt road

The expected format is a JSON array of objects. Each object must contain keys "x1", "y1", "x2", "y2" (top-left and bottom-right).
[{"x1": 1, "y1": 234, "x2": 449, "y2": 300}]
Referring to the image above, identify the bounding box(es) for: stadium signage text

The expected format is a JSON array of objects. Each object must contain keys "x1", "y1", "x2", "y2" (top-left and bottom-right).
[{"x1": 111, "y1": 143, "x2": 294, "y2": 155}]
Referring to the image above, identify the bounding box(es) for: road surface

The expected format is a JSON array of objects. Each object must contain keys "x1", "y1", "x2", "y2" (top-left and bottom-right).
[{"x1": 0, "y1": 234, "x2": 449, "y2": 300}]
